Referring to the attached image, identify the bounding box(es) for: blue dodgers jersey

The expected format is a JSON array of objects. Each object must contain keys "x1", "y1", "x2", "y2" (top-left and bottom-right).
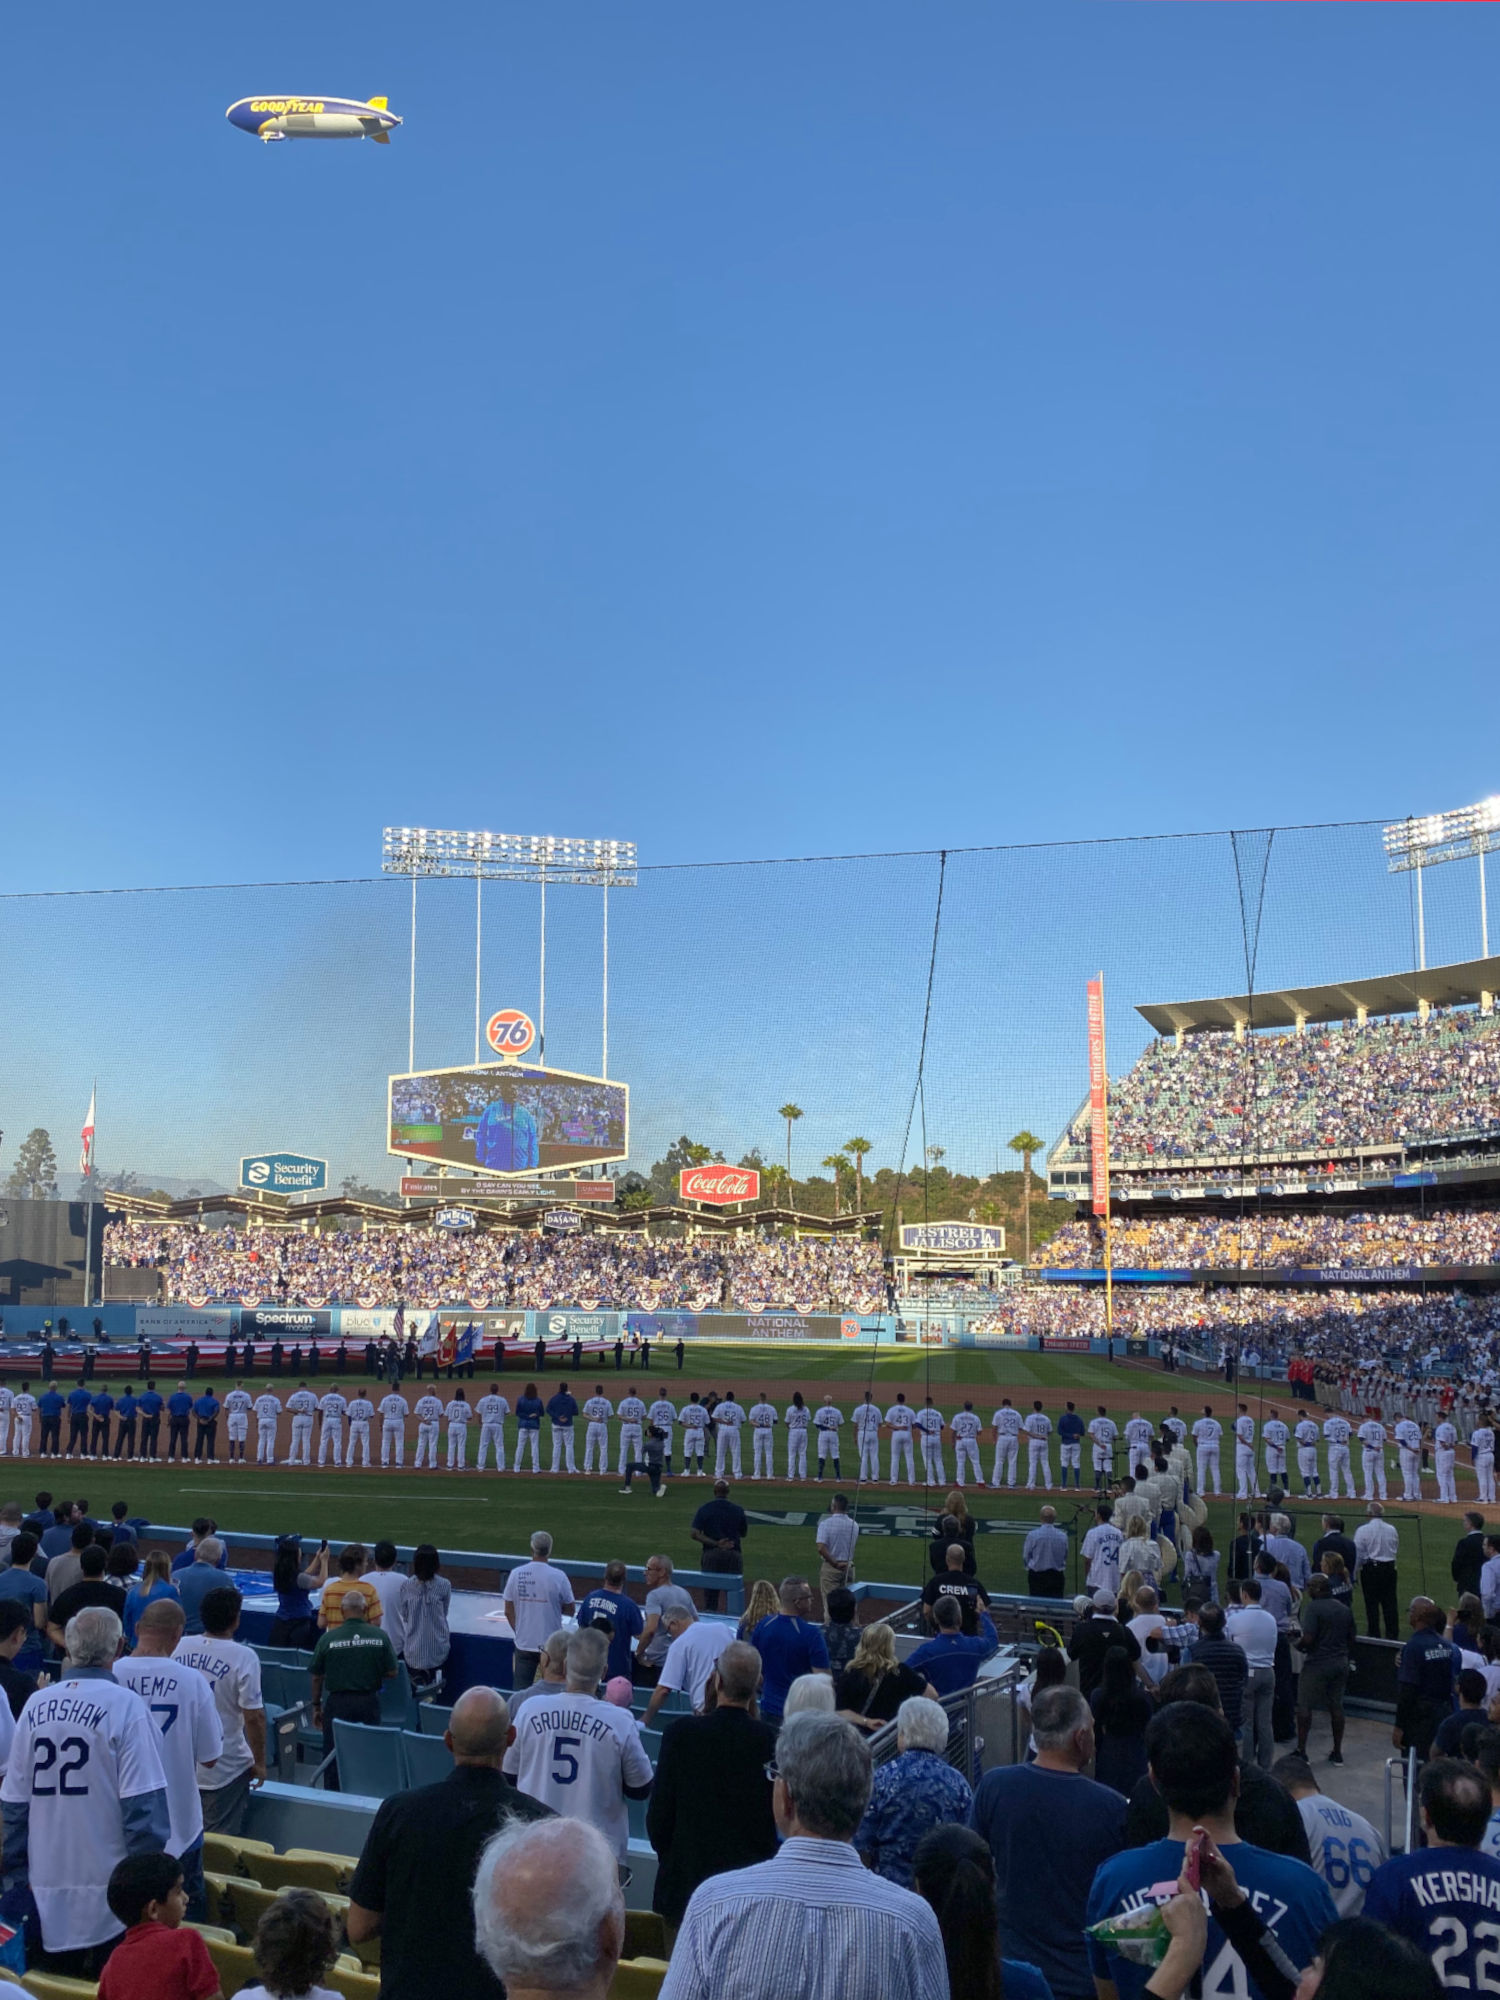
[
  {"x1": 1087, "y1": 1837, "x2": 1336, "y2": 2000},
  {"x1": 1363, "y1": 1848, "x2": 1500, "y2": 1988}
]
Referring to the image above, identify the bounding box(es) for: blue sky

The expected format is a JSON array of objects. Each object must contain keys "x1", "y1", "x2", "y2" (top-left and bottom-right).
[{"x1": 4, "y1": 7, "x2": 1499, "y2": 1189}]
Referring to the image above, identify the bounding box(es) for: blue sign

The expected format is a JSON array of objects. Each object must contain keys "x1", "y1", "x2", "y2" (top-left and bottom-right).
[{"x1": 240, "y1": 1152, "x2": 328, "y2": 1195}]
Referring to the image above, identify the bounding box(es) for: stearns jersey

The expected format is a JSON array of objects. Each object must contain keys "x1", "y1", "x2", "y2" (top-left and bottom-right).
[
  {"x1": 504, "y1": 1689, "x2": 652, "y2": 1858},
  {"x1": 3, "y1": 1676, "x2": 167, "y2": 1951},
  {"x1": 112, "y1": 1654, "x2": 223, "y2": 1855},
  {"x1": 379, "y1": 1395, "x2": 409, "y2": 1424},
  {"x1": 477, "y1": 1395, "x2": 510, "y2": 1425}
]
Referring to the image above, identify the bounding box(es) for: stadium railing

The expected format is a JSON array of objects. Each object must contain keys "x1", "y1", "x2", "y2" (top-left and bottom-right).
[{"x1": 868, "y1": 1656, "x2": 1027, "y2": 1778}]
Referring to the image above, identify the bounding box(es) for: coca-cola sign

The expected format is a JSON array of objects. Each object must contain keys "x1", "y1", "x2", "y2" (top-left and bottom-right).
[{"x1": 679, "y1": 1166, "x2": 760, "y2": 1206}]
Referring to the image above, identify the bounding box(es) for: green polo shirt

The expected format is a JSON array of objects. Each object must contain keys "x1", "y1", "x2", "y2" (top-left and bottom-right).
[{"x1": 311, "y1": 1621, "x2": 397, "y2": 1694}]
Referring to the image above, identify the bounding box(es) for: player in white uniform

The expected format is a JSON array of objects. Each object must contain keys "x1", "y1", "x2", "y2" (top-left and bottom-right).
[
  {"x1": 1023, "y1": 1402, "x2": 1052, "y2": 1490},
  {"x1": 784, "y1": 1394, "x2": 811, "y2": 1480},
  {"x1": 414, "y1": 1391, "x2": 444, "y2": 1469},
  {"x1": 285, "y1": 1384, "x2": 318, "y2": 1466},
  {"x1": 317, "y1": 1390, "x2": 347, "y2": 1467},
  {"x1": 445, "y1": 1390, "x2": 473, "y2": 1468},
  {"x1": 3, "y1": 1621, "x2": 169, "y2": 1959},
  {"x1": 853, "y1": 1393, "x2": 881, "y2": 1482},
  {"x1": 991, "y1": 1399, "x2": 1022, "y2": 1487},
  {"x1": 1262, "y1": 1409, "x2": 1290, "y2": 1489},
  {"x1": 647, "y1": 1396, "x2": 677, "y2": 1475},
  {"x1": 1357, "y1": 1417, "x2": 1388, "y2": 1501},
  {"x1": 253, "y1": 1390, "x2": 281, "y2": 1464},
  {"x1": 713, "y1": 1395, "x2": 746, "y2": 1478},
  {"x1": 222, "y1": 1384, "x2": 253, "y2": 1464},
  {"x1": 748, "y1": 1395, "x2": 779, "y2": 1479},
  {"x1": 616, "y1": 1393, "x2": 647, "y2": 1477},
  {"x1": 814, "y1": 1396, "x2": 844, "y2": 1479},
  {"x1": 501, "y1": 1631, "x2": 653, "y2": 1859},
  {"x1": 1161, "y1": 1410, "x2": 1188, "y2": 1449},
  {"x1": 1473, "y1": 1420, "x2": 1497, "y2": 1505},
  {"x1": 1124, "y1": 1413, "x2": 1154, "y2": 1471},
  {"x1": 0, "y1": 1383, "x2": 14, "y2": 1458},
  {"x1": 10, "y1": 1384, "x2": 35, "y2": 1459},
  {"x1": 476, "y1": 1386, "x2": 510, "y2": 1470},
  {"x1": 1233, "y1": 1407, "x2": 1260, "y2": 1500},
  {"x1": 1291, "y1": 1411, "x2": 1320, "y2": 1495},
  {"x1": 952, "y1": 1402, "x2": 983, "y2": 1486},
  {"x1": 1434, "y1": 1417, "x2": 1459, "y2": 1504},
  {"x1": 1322, "y1": 1412, "x2": 1355, "y2": 1499},
  {"x1": 1088, "y1": 1409, "x2": 1118, "y2": 1489},
  {"x1": 915, "y1": 1400, "x2": 945, "y2": 1487},
  {"x1": 1192, "y1": 1408, "x2": 1223, "y2": 1496},
  {"x1": 886, "y1": 1394, "x2": 916, "y2": 1485},
  {"x1": 1393, "y1": 1416, "x2": 1423, "y2": 1501},
  {"x1": 113, "y1": 1618, "x2": 224, "y2": 1893},
  {"x1": 679, "y1": 1395, "x2": 709, "y2": 1475},
  {"x1": 582, "y1": 1389, "x2": 614, "y2": 1476},
  {"x1": 379, "y1": 1390, "x2": 409, "y2": 1468},
  {"x1": 346, "y1": 1392, "x2": 374, "y2": 1468}
]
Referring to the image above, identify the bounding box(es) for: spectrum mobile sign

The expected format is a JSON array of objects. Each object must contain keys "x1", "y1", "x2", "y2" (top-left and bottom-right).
[
  {"x1": 240, "y1": 1152, "x2": 328, "y2": 1195},
  {"x1": 679, "y1": 1166, "x2": 760, "y2": 1206}
]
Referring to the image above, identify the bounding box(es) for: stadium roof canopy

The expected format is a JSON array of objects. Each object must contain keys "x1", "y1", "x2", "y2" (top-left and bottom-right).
[{"x1": 1136, "y1": 952, "x2": 1500, "y2": 1038}]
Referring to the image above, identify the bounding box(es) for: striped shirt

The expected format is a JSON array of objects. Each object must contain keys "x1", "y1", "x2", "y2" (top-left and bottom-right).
[{"x1": 660, "y1": 1837, "x2": 948, "y2": 2000}]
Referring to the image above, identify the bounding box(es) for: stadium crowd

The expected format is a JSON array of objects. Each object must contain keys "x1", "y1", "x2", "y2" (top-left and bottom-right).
[
  {"x1": 104, "y1": 1221, "x2": 886, "y2": 1314},
  {"x1": 1053, "y1": 1004, "x2": 1500, "y2": 1164},
  {"x1": 0, "y1": 1486, "x2": 1494, "y2": 1999},
  {"x1": 1036, "y1": 1207, "x2": 1500, "y2": 1271}
]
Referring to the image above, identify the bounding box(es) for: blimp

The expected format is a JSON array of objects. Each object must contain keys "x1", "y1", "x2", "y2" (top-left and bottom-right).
[{"x1": 225, "y1": 95, "x2": 401, "y2": 143}]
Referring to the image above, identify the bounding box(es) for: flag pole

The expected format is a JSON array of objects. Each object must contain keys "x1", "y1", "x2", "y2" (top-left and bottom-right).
[{"x1": 82, "y1": 1080, "x2": 97, "y2": 1313}]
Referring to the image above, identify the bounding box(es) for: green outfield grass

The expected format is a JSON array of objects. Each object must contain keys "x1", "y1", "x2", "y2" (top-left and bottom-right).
[{"x1": 21, "y1": 1353, "x2": 1465, "y2": 1605}]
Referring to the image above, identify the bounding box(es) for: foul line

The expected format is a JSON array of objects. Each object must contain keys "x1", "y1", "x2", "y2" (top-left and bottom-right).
[{"x1": 178, "y1": 1485, "x2": 492, "y2": 1503}]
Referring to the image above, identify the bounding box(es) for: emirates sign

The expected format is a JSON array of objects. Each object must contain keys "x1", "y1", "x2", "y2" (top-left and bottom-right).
[{"x1": 679, "y1": 1166, "x2": 760, "y2": 1206}]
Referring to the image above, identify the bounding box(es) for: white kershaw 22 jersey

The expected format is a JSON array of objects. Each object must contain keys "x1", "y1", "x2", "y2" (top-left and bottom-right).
[
  {"x1": 993, "y1": 1406, "x2": 1022, "y2": 1438},
  {"x1": 3, "y1": 1676, "x2": 167, "y2": 1952},
  {"x1": 112, "y1": 1655, "x2": 223, "y2": 1856},
  {"x1": 504, "y1": 1689, "x2": 652, "y2": 1858}
]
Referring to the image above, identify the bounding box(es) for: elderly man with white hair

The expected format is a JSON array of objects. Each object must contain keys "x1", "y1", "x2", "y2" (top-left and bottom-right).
[
  {"x1": 473, "y1": 1815, "x2": 625, "y2": 2000},
  {"x1": 502, "y1": 1531, "x2": 577, "y2": 1690},
  {"x1": 661, "y1": 1712, "x2": 947, "y2": 2000},
  {"x1": 1, "y1": 1607, "x2": 168, "y2": 1972},
  {"x1": 641, "y1": 1601, "x2": 733, "y2": 1727},
  {"x1": 855, "y1": 1695, "x2": 972, "y2": 1888}
]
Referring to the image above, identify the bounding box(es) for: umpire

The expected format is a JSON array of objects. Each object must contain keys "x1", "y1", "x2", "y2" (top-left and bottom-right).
[{"x1": 311, "y1": 1589, "x2": 398, "y2": 1791}]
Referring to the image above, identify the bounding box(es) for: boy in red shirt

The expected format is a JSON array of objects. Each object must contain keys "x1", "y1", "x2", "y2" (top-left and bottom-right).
[{"x1": 98, "y1": 1852, "x2": 221, "y2": 2000}]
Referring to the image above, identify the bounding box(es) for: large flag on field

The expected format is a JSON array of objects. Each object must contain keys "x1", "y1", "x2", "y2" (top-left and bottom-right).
[{"x1": 79, "y1": 1088, "x2": 96, "y2": 1176}]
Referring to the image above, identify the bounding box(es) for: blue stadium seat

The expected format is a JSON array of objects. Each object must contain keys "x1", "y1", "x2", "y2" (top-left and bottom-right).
[
  {"x1": 639, "y1": 1729, "x2": 663, "y2": 1767},
  {"x1": 628, "y1": 1794, "x2": 649, "y2": 1843},
  {"x1": 332, "y1": 1721, "x2": 405, "y2": 1798},
  {"x1": 400, "y1": 1730, "x2": 454, "y2": 1785},
  {"x1": 253, "y1": 1646, "x2": 304, "y2": 1667},
  {"x1": 417, "y1": 1704, "x2": 454, "y2": 1736},
  {"x1": 378, "y1": 1663, "x2": 417, "y2": 1731}
]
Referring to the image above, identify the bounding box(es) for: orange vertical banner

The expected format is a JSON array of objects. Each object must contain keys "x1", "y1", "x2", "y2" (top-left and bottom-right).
[{"x1": 1086, "y1": 975, "x2": 1110, "y2": 1218}]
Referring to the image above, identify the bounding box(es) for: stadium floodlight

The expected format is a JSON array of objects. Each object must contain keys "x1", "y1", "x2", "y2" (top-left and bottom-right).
[
  {"x1": 381, "y1": 827, "x2": 637, "y2": 1079},
  {"x1": 1383, "y1": 798, "x2": 1500, "y2": 969}
]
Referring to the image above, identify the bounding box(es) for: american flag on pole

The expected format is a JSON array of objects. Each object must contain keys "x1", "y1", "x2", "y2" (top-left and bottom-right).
[{"x1": 80, "y1": 1088, "x2": 96, "y2": 1176}]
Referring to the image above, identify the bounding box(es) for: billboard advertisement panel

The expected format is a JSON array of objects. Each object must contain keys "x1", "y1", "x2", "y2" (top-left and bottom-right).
[
  {"x1": 240, "y1": 1152, "x2": 328, "y2": 1194},
  {"x1": 899, "y1": 1222, "x2": 1005, "y2": 1255},
  {"x1": 389, "y1": 1064, "x2": 628, "y2": 1177},
  {"x1": 679, "y1": 1166, "x2": 759, "y2": 1206}
]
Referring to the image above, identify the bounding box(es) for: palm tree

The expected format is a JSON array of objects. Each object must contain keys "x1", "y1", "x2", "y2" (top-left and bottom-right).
[
  {"x1": 778, "y1": 1104, "x2": 803, "y2": 1187},
  {"x1": 844, "y1": 1137, "x2": 872, "y2": 1213},
  {"x1": 821, "y1": 1155, "x2": 848, "y2": 1217},
  {"x1": 1009, "y1": 1128, "x2": 1045, "y2": 1265},
  {"x1": 925, "y1": 1144, "x2": 945, "y2": 1171}
]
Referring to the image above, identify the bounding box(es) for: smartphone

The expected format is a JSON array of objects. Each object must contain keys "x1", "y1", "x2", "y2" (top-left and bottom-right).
[
  {"x1": 1184, "y1": 1830, "x2": 1207, "y2": 1892},
  {"x1": 320, "y1": 1538, "x2": 329, "y2": 1551}
]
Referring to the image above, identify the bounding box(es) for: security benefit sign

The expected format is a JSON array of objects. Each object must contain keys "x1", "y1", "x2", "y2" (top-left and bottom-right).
[
  {"x1": 240, "y1": 1152, "x2": 328, "y2": 1195},
  {"x1": 389, "y1": 1064, "x2": 628, "y2": 1177}
]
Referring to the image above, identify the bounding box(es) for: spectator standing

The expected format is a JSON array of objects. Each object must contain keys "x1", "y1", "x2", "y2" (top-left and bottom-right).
[
  {"x1": 856, "y1": 1697, "x2": 972, "y2": 1888},
  {"x1": 1353, "y1": 1502, "x2": 1400, "y2": 1640},
  {"x1": 176, "y1": 1538, "x2": 230, "y2": 1639},
  {"x1": 1022, "y1": 1507, "x2": 1069, "y2": 1598},
  {"x1": 397, "y1": 1544, "x2": 452, "y2": 1695},
  {"x1": 1181, "y1": 1525, "x2": 1221, "y2": 1604},
  {"x1": 637, "y1": 1555, "x2": 694, "y2": 1685},
  {"x1": 689, "y1": 1478, "x2": 747, "y2": 1614},
  {"x1": 1364, "y1": 1759, "x2": 1500, "y2": 1984},
  {"x1": 1295, "y1": 1573, "x2": 1356, "y2": 1763},
  {"x1": 0, "y1": 1534, "x2": 48, "y2": 1674},
  {"x1": 1, "y1": 1606, "x2": 170, "y2": 1975},
  {"x1": 268, "y1": 1539, "x2": 328, "y2": 1652},
  {"x1": 1067, "y1": 1592, "x2": 1142, "y2": 1700},
  {"x1": 45, "y1": 1521, "x2": 93, "y2": 1606},
  {"x1": 1272, "y1": 1753, "x2": 1386, "y2": 1916},
  {"x1": 969, "y1": 1685, "x2": 1127, "y2": 2000},
  {"x1": 310, "y1": 1589, "x2": 397, "y2": 1789},
  {"x1": 815, "y1": 1493, "x2": 859, "y2": 1600},
  {"x1": 575, "y1": 1560, "x2": 645, "y2": 1684},
  {"x1": 47, "y1": 1544, "x2": 126, "y2": 1651},
  {"x1": 1311, "y1": 1515, "x2": 1358, "y2": 1580},
  {"x1": 822, "y1": 1586, "x2": 860, "y2": 1675},
  {"x1": 661, "y1": 1712, "x2": 946, "y2": 2000},
  {"x1": 318, "y1": 1544, "x2": 382, "y2": 1629},
  {"x1": 1189, "y1": 1604, "x2": 1248, "y2": 1734},
  {"x1": 507, "y1": 1633, "x2": 570, "y2": 1725},
  {"x1": 1453, "y1": 1511, "x2": 1489, "y2": 1600},
  {"x1": 1225, "y1": 1580, "x2": 1278, "y2": 1769},
  {"x1": 0, "y1": 1602, "x2": 39, "y2": 1717},
  {"x1": 114, "y1": 1598, "x2": 223, "y2": 1918},
  {"x1": 95, "y1": 1851, "x2": 220, "y2": 2000},
  {"x1": 501, "y1": 1532, "x2": 576, "y2": 1689},
  {"x1": 834, "y1": 1621, "x2": 933, "y2": 1734},
  {"x1": 750, "y1": 1576, "x2": 831, "y2": 1722},
  {"x1": 173, "y1": 1585, "x2": 266, "y2": 1837},
  {"x1": 1085, "y1": 1704, "x2": 1336, "y2": 2000},
  {"x1": 642, "y1": 1604, "x2": 733, "y2": 1724},
  {"x1": 471, "y1": 1816, "x2": 624, "y2": 2000},
  {"x1": 911, "y1": 1824, "x2": 1056, "y2": 2000},
  {"x1": 646, "y1": 1640, "x2": 778, "y2": 1938},
  {"x1": 920, "y1": 1543, "x2": 992, "y2": 1636},
  {"x1": 359, "y1": 1543, "x2": 408, "y2": 1655},
  {"x1": 906, "y1": 1598, "x2": 998, "y2": 1696},
  {"x1": 1394, "y1": 1596, "x2": 1459, "y2": 1761},
  {"x1": 122, "y1": 1549, "x2": 177, "y2": 1650},
  {"x1": 504, "y1": 1628, "x2": 652, "y2": 1858},
  {"x1": 1091, "y1": 1645, "x2": 1155, "y2": 1797}
]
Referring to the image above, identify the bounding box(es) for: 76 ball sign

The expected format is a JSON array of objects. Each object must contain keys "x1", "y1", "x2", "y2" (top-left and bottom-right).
[{"x1": 486, "y1": 1009, "x2": 536, "y2": 1059}]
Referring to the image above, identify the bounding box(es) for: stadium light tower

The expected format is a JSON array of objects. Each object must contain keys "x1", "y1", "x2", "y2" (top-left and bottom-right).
[
  {"x1": 1383, "y1": 797, "x2": 1500, "y2": 970},
  {"x1": 381, "y1": 828, "x2": 638, "y2": 1073}
]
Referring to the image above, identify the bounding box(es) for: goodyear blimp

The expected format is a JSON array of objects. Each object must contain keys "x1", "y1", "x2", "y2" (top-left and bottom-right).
[{"x1": 225, "y1": 95, "x2": 401, "y2": 144}]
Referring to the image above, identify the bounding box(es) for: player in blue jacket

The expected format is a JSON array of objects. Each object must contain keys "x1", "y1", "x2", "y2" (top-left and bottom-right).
[
  {"x1": 1057, "y1": 1402, "x2": 1087, "y2": 1489},
  {"x1": 88, "y1": 1388, "x2": 115, "y2": 1460},
  {"x1": 515, "y1": 1383, "x2": 544, "y2": 1474},
  {"x1": 112, "y1": 1387, "x2": 139, "y2": 1461},
  {"x1": 65, "y1": 1381, "x2": 92, "y2": 1459},
  {"x1": 36, "y1": 1386, "x2": 65, "y2": 1459},
  {"x1": 546, "y1": 1384, "x2": 580, "y2": 1474},
  {"x1": 167, "y1": 1384, "x2": 195, "y2": 1462},
  {"x1": 193, "y1": 1387, "x2": 222, "y2": 1463},
  {"x1": 137, "y1": 1381, "x2": 164, "y2": 1461}
]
